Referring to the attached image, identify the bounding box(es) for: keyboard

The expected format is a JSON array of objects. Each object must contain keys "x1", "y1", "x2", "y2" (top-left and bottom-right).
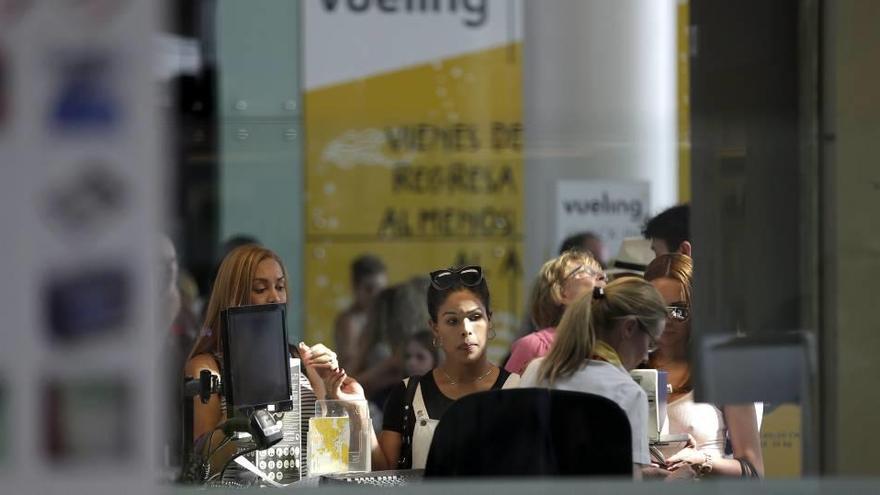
[{"x1": 319, "y1": 469, "x2": 424, "y2": 486}]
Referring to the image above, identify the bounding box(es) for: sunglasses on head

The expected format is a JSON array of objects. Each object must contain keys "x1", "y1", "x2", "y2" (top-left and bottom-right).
[
  {"x1": 429, "y1": 265, "x2": 483, "y2": 290},
  {"x1": 564, "y1": 264, "x2": 604, "y2": 282}
]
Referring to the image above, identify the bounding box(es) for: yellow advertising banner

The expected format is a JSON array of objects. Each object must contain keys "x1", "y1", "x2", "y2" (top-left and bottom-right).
[
  {"x1": 304, "y1": 43, "x2": 523, "y2": 364},
  {"x1": 677, "y1": 0, "x2": 691, "y2": 202}
]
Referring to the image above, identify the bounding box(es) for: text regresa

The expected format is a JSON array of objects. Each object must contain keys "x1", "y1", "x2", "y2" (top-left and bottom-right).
[{"x1": 377, "y1": 121, "x2": 521, "y2": 238}]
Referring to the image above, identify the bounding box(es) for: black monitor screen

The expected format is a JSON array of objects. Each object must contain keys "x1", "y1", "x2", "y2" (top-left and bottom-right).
[{"x1": 221, "y1": 304, "x2": 291, "y2": 410}]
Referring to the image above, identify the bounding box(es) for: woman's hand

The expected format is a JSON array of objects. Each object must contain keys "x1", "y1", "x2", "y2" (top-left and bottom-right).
[
  {"x1": 298, "y1": 342, "x2": 339, "y2": 379},
  {"x1": 325, "y1": 368, "x2": 366, "y2": 402},
  {"x1": 666, "y1": 448, "x2": 707, "y2": 469},
  {"x1": 665, "y1": 435, "x2": 708, "y2": 472}
]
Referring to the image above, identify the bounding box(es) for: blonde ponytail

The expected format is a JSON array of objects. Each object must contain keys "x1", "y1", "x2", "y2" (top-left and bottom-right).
[
  {"x1": 537, "y1": 293, "x2": 597, "y2": 384},
  {"x1": 536, "y1": 277, "x2": 665, "y2": 385}
]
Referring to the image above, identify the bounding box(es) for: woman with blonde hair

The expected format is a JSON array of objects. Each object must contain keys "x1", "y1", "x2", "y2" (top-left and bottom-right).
[
  {"x1": 184, "y1": 244, "x2": 337, "y2": 479},
  {"x1": 520, "y1": 277, "x2": 666, "y2": 473},
  {"x1": 644, "y1": 254, "x2": 764, "y2": 478},
  {"x1": 505, "y1": 250, "x2": 606, "y2": 374}
]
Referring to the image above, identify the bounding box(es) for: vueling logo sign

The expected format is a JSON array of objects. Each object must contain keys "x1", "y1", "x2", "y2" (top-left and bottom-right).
[{"x1": 320, "y1": 0, "x2": 489, "y2": 28}]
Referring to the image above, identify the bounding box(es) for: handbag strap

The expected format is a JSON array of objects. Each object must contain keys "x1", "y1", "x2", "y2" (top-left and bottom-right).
[
  {"x1": 737, "y1": 457, "x2": 761, "y2": 478},
  {"x1": 397, "y1": 375, "x2": 421, "y2": 469}
]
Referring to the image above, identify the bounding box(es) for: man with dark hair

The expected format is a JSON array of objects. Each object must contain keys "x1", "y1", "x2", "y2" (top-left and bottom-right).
[
  {"x1": 335, "y1": 254, "x2": 388, "y2": 371},
  {"x1": 642, "y1": 203, "x2": 692, "y2": 257},
  {"x1": 351, "y1": 254, "x2": 387, "y2": 292},
  {"x1": 558, "y1": 231, "x2": 606, "y2": 267}
]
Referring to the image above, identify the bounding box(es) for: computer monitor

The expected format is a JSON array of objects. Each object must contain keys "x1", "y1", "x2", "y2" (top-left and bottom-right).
[
  {"x1": 220, "y1": 303, "x2": 293, "y2": 414},
  {"x1": 630, "y1": 369, "x2": 669, "y2": 443}
]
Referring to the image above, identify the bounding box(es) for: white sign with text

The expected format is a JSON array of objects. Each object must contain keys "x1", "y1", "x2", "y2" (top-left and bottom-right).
[
  {"x1": 304, "y1": 0, "x2": 521, "y2": 89},
  {"x1": 556, "y1": 180, "x2": 651, "y2": 261}
]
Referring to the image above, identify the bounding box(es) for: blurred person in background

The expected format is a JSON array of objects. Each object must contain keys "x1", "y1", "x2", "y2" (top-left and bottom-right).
[
  {"x1": 177, "y1": 270, "x2": 203, "y2": 326},
  {"x1": 159, "y1": 235, "x2": 182, "y2": 330},
  {"x1": 642, "y1": 204, "x2": 691, "y2": 257},
  {"x1": 364, "y1": 324, "x2": 441, "y2": 432},
  {"x1": 355, "y1": 277, "x2": 432, "y2": 405},
  {"x1": 161, "y1": 236, "x2": 201, "y2": 355},
  {"x1": 159, "y1": 235, "x2": 188, "y2": 472},
  {"x1": 405, "y1": 329, "x2": 442, "y2": 377},
  {"x1": 558, "y1": 231, "x2": 607, "y2": 268},
  {"x1": 335, "y1": 254, "x2": 387, "y2": 372},
  {"x1": 604, "y1": 237, "x2": 655, "y2": 282},
  {"x1": 505, "y1": 250, "x2": 606, "y2": 374},
  {"x1": 644, "y1": 254, "x2": 763, "y2": 478}
]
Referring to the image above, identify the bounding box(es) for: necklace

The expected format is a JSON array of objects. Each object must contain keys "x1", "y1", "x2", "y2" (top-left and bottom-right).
[{"x1": 440, "y1": 366, "x2": 494, "y2": 386}]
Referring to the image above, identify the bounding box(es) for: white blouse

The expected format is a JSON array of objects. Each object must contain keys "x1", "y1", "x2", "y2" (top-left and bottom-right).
[{"x1": 660, "y1": 391, "x2": 726, "y2": 458}]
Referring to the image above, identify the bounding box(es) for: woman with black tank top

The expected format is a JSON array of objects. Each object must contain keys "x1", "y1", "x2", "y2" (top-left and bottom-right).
[{"x1": 324, "y1": 265, "x2": 519, "y2": 470}]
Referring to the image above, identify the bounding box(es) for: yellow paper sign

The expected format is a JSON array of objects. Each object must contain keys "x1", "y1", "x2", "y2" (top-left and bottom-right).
[{"x1": 304, "y1": 42, "x2": 524, "y2": 363}]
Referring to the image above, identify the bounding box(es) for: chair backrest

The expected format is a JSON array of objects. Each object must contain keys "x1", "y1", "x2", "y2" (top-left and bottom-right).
[{"x1": 423, "y1": 388, "x2": 633, "y2": 478}]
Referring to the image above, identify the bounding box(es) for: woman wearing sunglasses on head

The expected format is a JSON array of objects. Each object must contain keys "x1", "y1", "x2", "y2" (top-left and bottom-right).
[
  {"x1": 644, "y1": 254, "x2": 764, "y2": 478},
  {"x1": 519, "y1": 277, "x2": 666, "y2": 478},
  {"x1": 323, "y1": 265, "x2": 519, "y2": 470},
  {"x1": 506, "y1": 250, "x2": 606, "y2": 374}
]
